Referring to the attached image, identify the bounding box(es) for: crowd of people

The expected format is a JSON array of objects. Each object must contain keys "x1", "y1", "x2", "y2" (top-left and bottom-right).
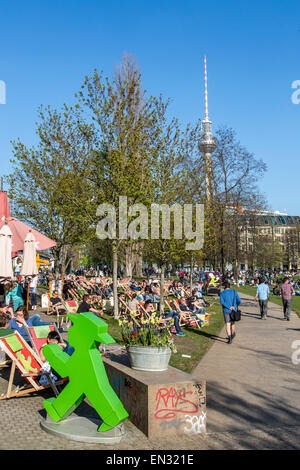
[{"x1": 0, "y1": 267, "x2": 299, "y2": 353}]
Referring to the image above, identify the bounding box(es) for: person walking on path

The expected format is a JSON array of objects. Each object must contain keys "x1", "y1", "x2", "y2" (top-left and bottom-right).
[
  {"x1": 280, "y1": 277, "x2": 294, "y2": 321},
  {"x1": 219, "y1": 281, "x2": 241, "y2": 344},
  {"x1": 255, "y1": 277, "x2": 270, "y2": 319}
]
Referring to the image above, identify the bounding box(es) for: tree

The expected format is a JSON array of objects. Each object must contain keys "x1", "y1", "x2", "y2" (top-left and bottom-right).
[
  {"x1": 76, "y1": 54, "x2": 162, "y2": 317},
  {"x1": 143, "y1": 100, "x2": 202, "y2": 312},
  {"x1": 8, "y1": 105, "x2": 94, "y2": 276},
  {"x1": 211, "y1": 127, "x2": 267, "y2": 275}
]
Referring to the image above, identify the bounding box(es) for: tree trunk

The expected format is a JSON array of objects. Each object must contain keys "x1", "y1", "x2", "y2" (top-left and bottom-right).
[
  {"x1": 125, "y1": 244, "x2": 134, "y2": 277},
  {"x1": 60, "y1": 245, "x2": 69, "y2": 277},
  {"x1": 52, "y1": 247, "x2": 60, "y2": 277},
  {"x1": 190, "y1": 255, "x2": 194, "y2": 292},
  {"x1": 134, "y1": 245, "x2": 143, "y2": 277},
  {"x1": 160, "y1": 264, "x2": 165, "y2": 315},
  {"x1": 112, "y1": 241, "x2": 119, "y2": 319},
  {"x1": 125, "y1": 242, "x2": 144, "y2": 278}
]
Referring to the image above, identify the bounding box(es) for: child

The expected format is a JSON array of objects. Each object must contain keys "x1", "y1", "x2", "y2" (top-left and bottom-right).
[{"x1": 39, "y1": 331, "x2": 74, "y2": 385}]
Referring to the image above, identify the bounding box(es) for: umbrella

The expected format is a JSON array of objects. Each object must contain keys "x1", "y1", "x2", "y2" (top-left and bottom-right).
[
  {"x1": 0, "y1": 217, "x2": 56, "y2": 257},
  {"x1": 0, "y1": 191, "x2": 56, "y2": 257},
  {"x1": 0, "y1": 223, "x2": 13, "y2": 279},
  {"x1": 21, "y1": 231, "x2": 38, "y2": 276},
  {"x1": 20, "y1": 231, "x2": 39, "y2": 311}
]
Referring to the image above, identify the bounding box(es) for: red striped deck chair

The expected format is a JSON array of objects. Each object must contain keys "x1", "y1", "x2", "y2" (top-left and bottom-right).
[{"x1": 0, "y1": 332, "x2": 66, "y2": 400}]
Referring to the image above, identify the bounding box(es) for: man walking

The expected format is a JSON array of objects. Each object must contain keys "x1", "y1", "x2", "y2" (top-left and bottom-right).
[
  {"x1": 280, "y1": 277, "x2": 294, "y2": 321},
  {"x1": 220, "y1": 281, "x2": 241, "y2": 344},
  {"x1": 255, "y1": 278, "x2": 269, "y2": 319}
]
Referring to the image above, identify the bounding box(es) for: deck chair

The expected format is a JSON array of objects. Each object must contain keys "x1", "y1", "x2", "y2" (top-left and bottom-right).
[
  {"x1": 0, "y1": 332, "x2": 66, "y2": 400},
  {"x1": 69, "y1": 288, "x2": 81, "y2": 302},
  {"x1": 62, "y1": 299, "x2": 79, "y2": 314},
  {"x1": 24, "y1": 324, "x2": 62, "y2": 359},
  {"x1": 164, "y1": 299, "x2": 187, "y2": 328},
  {"x1": 119, "y1": 298, "x2": 141, "y2": 326},
  {"x1": 137, "y1": 300, "x2": 151, "y2": 320},
  {"x1": 46, "y1": 294, "x2": 68, "y2": 328},
  {"x1": 166, "y1": 299, "x2": 200, "y2": 328}
]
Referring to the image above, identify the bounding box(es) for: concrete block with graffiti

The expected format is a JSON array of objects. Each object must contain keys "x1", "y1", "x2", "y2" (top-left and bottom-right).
[{"x1": 103, "y1": 352, "x2": 206, "y2": 438}]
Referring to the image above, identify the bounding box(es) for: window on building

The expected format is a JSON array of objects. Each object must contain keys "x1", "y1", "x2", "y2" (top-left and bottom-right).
[
  {"x1": 262, "y1": 216, "x2": 269, "y2": 225},
  {"x1": 278, "y1": 216, "x2": 287, "y2": 225},
  {"x1": 270, "y1": 216, "x2": 277, "y2": 225}
]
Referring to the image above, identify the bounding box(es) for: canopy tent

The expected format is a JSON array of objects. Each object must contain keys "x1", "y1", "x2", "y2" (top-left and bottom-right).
[
  {"x1": 0, "y1": 191, "x2": 11, "y2": 219},
  {"x1": 0, "y1": 191, "x2": 56, "y2": 257}
]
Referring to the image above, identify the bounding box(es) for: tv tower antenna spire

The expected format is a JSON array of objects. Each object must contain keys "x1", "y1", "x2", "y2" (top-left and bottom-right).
[
  {"x1": 198, "y1": 56, "x2": 217, "y2": 201},
  {"x1": 204, "y1": 55, "x2": 209, "y2": 121}
]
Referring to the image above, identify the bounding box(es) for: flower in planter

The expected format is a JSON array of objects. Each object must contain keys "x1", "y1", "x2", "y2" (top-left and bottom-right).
[{"x1": 119, "y1": 316, "x2": 177, "y2": 352}]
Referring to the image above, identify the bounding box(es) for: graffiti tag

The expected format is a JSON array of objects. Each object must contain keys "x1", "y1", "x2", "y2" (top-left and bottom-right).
[
  {"x1": 184, "y1": 412, "x2": 206, "y2": 434},
  {"x1": 154, "y1": 387, "x2": 199, "y2": 419}
]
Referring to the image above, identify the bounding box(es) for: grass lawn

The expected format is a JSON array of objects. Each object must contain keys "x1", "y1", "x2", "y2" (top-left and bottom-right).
[
  {"x1": 237, "y1": 285, "x2": 300, "y2": 319},
  {"x1": 101, "y1": 299, "x2": 225, "y2": 374}
]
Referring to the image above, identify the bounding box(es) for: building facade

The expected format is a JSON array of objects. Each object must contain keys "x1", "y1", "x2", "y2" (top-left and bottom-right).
[{"x1": 238, "y1": 211, "x2": 300, "y2": 271}]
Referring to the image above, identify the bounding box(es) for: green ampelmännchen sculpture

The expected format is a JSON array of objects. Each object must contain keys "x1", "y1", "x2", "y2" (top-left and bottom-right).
[{"x1": 43, "y1": 312, "x2": 128, "y2": 432}]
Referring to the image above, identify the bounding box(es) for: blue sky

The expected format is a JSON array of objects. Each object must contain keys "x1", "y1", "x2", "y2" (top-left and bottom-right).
[{"x1": 0, "y1": 0, "x2": 299, "y2": 214}]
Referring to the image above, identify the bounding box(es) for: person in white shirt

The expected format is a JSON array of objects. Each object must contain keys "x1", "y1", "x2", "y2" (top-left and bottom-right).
[{"x1": 29, "y1": 275, "x2": 38, "y2": 310}]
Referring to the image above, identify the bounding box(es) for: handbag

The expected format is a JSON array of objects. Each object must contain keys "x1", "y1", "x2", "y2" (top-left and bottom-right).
[{"x1": 230, "y1": 290, "x2": 241, "y2": 322}]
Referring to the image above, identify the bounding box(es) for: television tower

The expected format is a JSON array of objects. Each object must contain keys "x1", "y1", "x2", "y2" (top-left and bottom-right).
[{"x1": 198, "y1": 56, "x2": 217, "y2": 201}]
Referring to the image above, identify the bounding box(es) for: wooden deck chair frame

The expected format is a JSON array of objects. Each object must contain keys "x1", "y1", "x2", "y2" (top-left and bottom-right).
[
  {"x1": 137, "y1": 300, "x2": 151, "y2": 320},
  {"x1": 0, "y1": 332, "x2": 66, "y2": 400},
  {"x1": 121, "y1": 283, "x2": 133, "y2": 298},
  {"x1": 69, "y1": 288, "x2": 81, "y2": 302},
  {"x1": 119, "y1": 298, "x2": 141, "y2": 326}
]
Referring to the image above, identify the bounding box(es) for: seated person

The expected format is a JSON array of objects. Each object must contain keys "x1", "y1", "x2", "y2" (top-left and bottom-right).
[
  {"x1": 5, "y1": 281, "x2": 24, "y2": 312},
  {"x1": 192, "y1": 287, "x2": 208, "y2": 304},
  {"x1": 179, "y1": 297, "x2": 203, "y2": 326},
  {"x1": 272, "y1": 286, "x2": 280, "y2": 296},
  {"x1": 150, "y1": 283, "x2": 161, "y2": 306},
  {"x1": 188, "y1": 295, "x2": 206, "y2": 314},
  {"x1": 0, "y1": 312, "x2": 14, "y2": 337},
  {"x1": 49, "y1": 290, "x2": 66, "y2": 313},
  {"x1": 9, "y1": 306, "x2": 52, "y2": 344},
  {"x1": 179, "y1": 297, "x2": 194, "y2": 314},
  {"x1": 39, "y1": 330, "x2": 74, "y2": 386},
  {"x1": 0, "y1": 301, "x2": 14, "y2": 319},
  {"x1": 130, "y1": 281, "x2": 139, "y2": 292},
  {"x1": 168, "y1": 282, "x2": 176, "y2": 295},
  {"x1": 143, "y1": 300, "x2": 186, "y2": 337},
  {"x1": 144, "y1": 283, "x2": 152, "y2": 295},
  {"x1": 77, "y1": 295, "x2": 103, "y2": 317},
  {"x1": 39, "y1": 330, "x2": 74, "y2": 361},
  {"x1": 128, "y1": 293, "x2": 140, "y2": 314}
]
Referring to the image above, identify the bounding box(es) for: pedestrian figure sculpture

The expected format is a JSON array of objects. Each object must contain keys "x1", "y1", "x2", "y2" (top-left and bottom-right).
[{"x1": 43, "y1": 312, "x2": 128, "y2": 431}]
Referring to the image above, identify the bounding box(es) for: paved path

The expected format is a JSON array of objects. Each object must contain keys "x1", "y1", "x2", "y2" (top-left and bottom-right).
[
  {"x1": 192, "y1": 293, "x2": 300, "y2": 437},
  {"x1": 0, "y1": 298, "x2": 299, "y2": 450}
]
